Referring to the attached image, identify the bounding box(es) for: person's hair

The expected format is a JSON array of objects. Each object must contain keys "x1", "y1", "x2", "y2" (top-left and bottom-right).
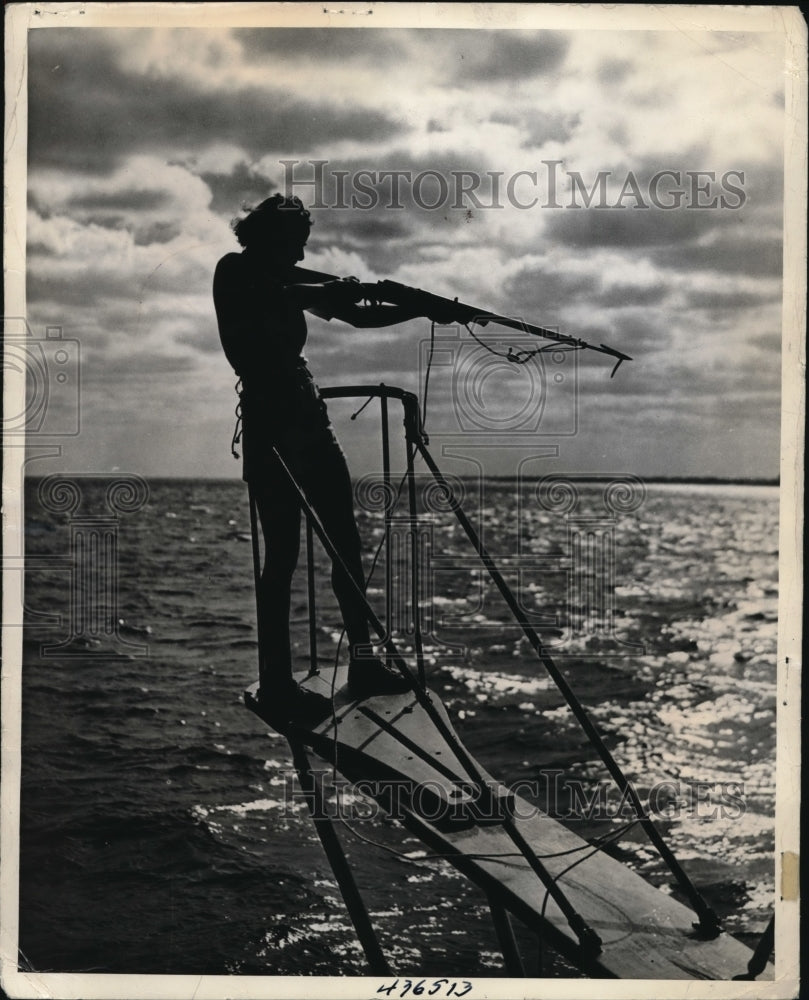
[{"x1": 231, "y1": 194, "x2": 312, "y2": 249}]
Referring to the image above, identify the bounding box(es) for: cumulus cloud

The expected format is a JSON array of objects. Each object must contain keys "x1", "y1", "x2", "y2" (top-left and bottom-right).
[
  {"x1": 28, "y1": 29, "x2": 407, "y2": 175},
  {"x1": 19, "y1": 22, "x2": 787, "y2": 478}
]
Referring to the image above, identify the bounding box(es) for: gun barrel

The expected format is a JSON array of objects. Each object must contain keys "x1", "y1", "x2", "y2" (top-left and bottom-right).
[{"x1": 288, "y1": 270, "x2": 631, "y2": 371}]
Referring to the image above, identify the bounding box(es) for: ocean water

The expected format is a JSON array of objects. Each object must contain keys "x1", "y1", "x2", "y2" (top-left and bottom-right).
[{"x1": 18, "y1": 476, "x2": 777, "y2": 977}]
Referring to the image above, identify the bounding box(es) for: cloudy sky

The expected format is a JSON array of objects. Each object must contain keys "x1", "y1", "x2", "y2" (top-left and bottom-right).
[{"x1": 21, "y1": 11, "x2": 789, "y2": 480}]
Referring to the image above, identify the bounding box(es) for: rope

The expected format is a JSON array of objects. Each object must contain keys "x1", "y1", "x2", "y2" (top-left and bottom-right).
[
  {"x1": 421, "y1": 320, "x2": 437, "y2": 427},
  {"x1": 463, "y1": 321, "x2": 573, "y2": 366},
  {"x1": 231, "y1": 379, "x2": 244, "y2": 458}
]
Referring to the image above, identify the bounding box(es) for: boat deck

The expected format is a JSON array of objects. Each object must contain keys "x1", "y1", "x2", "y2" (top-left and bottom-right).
[{"x1": 245, "y1": 672, "x2": 773, "y2": 981}]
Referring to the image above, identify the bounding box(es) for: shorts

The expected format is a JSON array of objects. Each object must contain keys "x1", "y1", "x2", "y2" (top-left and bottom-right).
[{"x1": 240, "y1": 365, "x2": 342, "y2": 485}]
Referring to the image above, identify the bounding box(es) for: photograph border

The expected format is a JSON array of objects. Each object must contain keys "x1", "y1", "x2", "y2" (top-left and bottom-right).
[{"x1": 2, "y1": 4, "x2": 804, "y2": 999}]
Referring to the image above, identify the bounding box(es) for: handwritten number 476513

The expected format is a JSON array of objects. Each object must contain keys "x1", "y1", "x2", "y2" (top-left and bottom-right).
[{"x1": 377, "y1": 980, "x2": 472, "y2": 997}]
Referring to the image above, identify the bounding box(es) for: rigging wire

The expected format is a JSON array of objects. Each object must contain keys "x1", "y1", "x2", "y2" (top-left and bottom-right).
[
  {"x1": 535, "y1": 818, "x2": 642, "y2": 974},
  {"x1": 282, "y1": 321, "x2": 662, "y2": 945},
  {"x1": 309, "y1": 337, "x2": 619, "y2": 881},
  {"x1": 330, "y1": 799, "x2": 644, "y2": 873},
  {"x1": 242, "y1": 311, "x2": 729, "y2": 965},
  {"x1": 325, "y1": 463, "x2": 412, "y2": 784}
]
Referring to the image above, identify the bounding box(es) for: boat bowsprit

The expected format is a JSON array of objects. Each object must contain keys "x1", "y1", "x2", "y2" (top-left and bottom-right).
[{"x1": 240, "y1": 384, "x2": 774, "y2": 981}]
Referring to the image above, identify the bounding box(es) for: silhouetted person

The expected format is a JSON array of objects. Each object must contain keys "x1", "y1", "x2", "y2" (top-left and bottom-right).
[{"x1": 214, "y1": 194, "x2": 428, "y2": 727}]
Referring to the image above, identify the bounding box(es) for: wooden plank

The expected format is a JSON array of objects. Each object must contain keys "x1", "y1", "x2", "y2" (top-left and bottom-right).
[{"x1": 244, "y1": 677, "x2": 773, "y2": 982}]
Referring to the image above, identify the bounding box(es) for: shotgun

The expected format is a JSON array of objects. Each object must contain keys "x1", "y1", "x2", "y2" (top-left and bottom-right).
[{"x1": 288, "y1": 265, "x2": 632, "y2": 377}]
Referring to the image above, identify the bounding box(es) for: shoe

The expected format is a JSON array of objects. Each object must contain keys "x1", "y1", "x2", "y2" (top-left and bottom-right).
[
  {"x1": 347, "y1": 657, "x2": 412, "y2": 698},
  {"x1": 258, "y1": 683, "x2": 332, "y2": 733}
]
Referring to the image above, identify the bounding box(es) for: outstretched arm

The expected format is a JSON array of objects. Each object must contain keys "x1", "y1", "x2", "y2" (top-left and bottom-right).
[
  {"x1": 327, "y1": 301, "x2": 427, "y2": 328},
  {"x1": 296, "y1": 274, "x2": 459, "y2": 328},
  {"x1": 285, "y1": 278, "x2": 364, "y2": 313},
  {"x1": 314, "y1": 282, "x2": 457, "y2": 328}
]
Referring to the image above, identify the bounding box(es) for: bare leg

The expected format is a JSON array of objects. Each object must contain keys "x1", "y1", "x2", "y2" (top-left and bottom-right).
[
  {"x1": 254, "y1": 479, "x2": 300, "y2": 695},
  {"x1": 250, "y1": 461, "x2": 331, "y2": 728},
  {"x1": 297, "y1": 441, "x2": 411, "y2": 696}
]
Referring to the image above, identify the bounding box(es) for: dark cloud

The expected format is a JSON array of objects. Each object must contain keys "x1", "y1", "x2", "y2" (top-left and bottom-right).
[
  {"x1": 78, "y1": 214, "x2": 129, "y2": 231},
  {"x1": 38, "y1": 190, "x2": 182, "y2": 246},
  {"x1": 175, "y1": 324, "x2": 222, "y2": 354},
  {"x1": 101, "y1": 352, "x2": 197, "y2": 376},
  {"x1": 233, "y1": 27, "x2": 406, "y2": 64},
  {"x1": 544, "y1": 206, "x2": 710, "y2": 249},
  {"x1": 730, "y1": 163, "x2": 784, "y2": 209},
  {"x1": 606, "y1": 122, "x2": 631, "y2": 148},
  {"x1": 649, "y1": 232, "x2": 782, "y2": 277},
  {"x1": 501, "y1": 256, "x2": 685, "y2": 360},
  {"x1": 133, "y1": 220, "x2": 182, "y2": 246},
  {"x1": 490, "y1": 110, "x2": 579, "y2": 148},
  {"x1": 750, "y1": 330, "x2": 781, "y2": 353},
  {"x1": 28, "y1": 30, "x2": 406, "y2": 175},
  {"x1": 434, "y1": 30, "x2": 569, "y2": 83},
  {"x1": 69, "y1": 190, "x2": 170, "y2": 212},
  {"x1": 520, "y1": 113, "x2": 580, "y2": 148},
  {"x1": 583, "y1": 319, "x2": 668, "y2": 364},
  {"x1": 537, "y1": 158, "x2": 783, "y2": 273},
  {"x1": 27, "y1": 269, "x2": 134, "y2": 308},
  {"x1": 499, "y1": 267, "x2": 670, "y2": 366},
  {"x1": 198, "y1": 161, "x2": 277, "y2": 215},
  {"x1": 595, "y1": 282, "x2": 669, "y2": 309},
  {"x1": 686, "y1": 285, "x2": 781, "y2": 311},
  {"x1": 338, "y1": 214, "x2": 414, "y2": 242},
  {"x1": 30, "y1": 204, "x2": 180, "y2": 249},
  {"x1": 504, "y1": 264, "x2": 598, "y2": 315},
  {"x1": 26, "y1": 241, "x2": 57, "y2": 258},
  {"x1": 597, "y1": 58, "x2": 632, "y2": 86}
]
